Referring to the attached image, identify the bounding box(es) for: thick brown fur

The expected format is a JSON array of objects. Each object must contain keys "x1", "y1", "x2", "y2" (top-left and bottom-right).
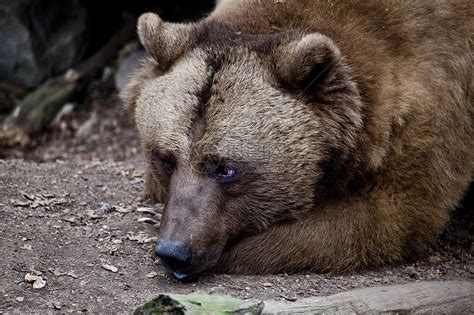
[{"x1": 124, "y1": 1, "x2": 473, "y2": 275}]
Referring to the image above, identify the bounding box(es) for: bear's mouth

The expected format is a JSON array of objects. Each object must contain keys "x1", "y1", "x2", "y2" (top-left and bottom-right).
[
  {"x1": 158, "y1": 244, "x2": 225, "y2": 280},
  {"x1": 172, "y1": 271, "x2": 191, "y2": 280}
]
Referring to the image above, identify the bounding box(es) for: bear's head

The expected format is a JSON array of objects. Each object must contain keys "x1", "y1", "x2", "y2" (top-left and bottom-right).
[{"x1": 124, "y1": 13, "x2": 364, "y2": 278}]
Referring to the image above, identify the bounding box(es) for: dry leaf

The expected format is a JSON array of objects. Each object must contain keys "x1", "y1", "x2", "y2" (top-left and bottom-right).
[
  {"x1": 136, "y1": 207, "x2": 157, "y2": 215},
  {"x1": 126, "y1": 232, "x2": 149, "y2": 243},
  {"x1": 137, "y1": 217, "x2": 158, "y2": 225},
  {"x1": 102, "y1": 264, "x2": 118, "y2": 273}
]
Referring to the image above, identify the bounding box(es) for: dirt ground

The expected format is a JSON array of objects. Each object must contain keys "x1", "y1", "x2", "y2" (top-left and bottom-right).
[{"x1": 0, "y1": 91, "x2": 472, "y2": 313}]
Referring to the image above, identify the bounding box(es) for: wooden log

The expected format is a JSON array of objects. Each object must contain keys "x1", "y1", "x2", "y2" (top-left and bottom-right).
[
  {"x1": 133, "y1": 293, "x2": 264, "y2": 314},
  {"x1": 262, "y1": 281, "x2": 473, "y2": 314}
]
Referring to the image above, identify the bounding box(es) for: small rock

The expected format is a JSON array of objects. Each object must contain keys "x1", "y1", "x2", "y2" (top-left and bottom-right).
[
  {"x1": 16, "y1": 296, "x2": 24, "y2": 302},
  {"x1": 262, "y1": 282, "x2": 273, "y2": 287},
  {"x1": 24, "y1": 273, "x2": 36, "y2": 282},
  {"x1": 99, "y1": 203, "x2": 115, "y2": 214},
  {"x1": 53, "y1": 301, "x2": 62, "y2": 310},
  {"x1": 146, "y1": 271, "x2": 158, "y2": 278},
  {"x1": 25, "y1": 273, "x2": 46, "y2": 289},
  {"x1": 102, "y1": 264, "x2": 118, "y2": 273},
  {"x1": 21, "y1": 244, "x2": 32, "y2": 250}
]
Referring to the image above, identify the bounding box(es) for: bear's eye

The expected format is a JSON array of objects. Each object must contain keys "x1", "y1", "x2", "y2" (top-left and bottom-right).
[
  {"x1": 154, "y1": 152, "x2": 175, "y2": 175},
  {"x1": 203, "y1": 159, "x2": 238, "y2": 183},
  {"x1": 213, "y1": 164, "x2": 237, "y2": 183}
]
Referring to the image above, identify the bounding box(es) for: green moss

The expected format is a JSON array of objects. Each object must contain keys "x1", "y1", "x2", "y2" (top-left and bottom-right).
[{"x1": 134, "y1": 293, "x2": 263, "y2": 315}]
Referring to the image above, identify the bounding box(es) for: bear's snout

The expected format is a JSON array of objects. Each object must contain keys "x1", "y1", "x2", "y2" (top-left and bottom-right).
[{"x1": 155, "y1": 239, "x2": 192, "y2": 272}]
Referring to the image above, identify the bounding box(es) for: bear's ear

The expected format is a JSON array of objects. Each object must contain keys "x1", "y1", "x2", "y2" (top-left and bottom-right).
[
  {"x1": 274, "y1": 33, "x2": 345, "y2": 96},
  {"x1": 137, "y1": 12, "x2": 194, "y2": 71}
]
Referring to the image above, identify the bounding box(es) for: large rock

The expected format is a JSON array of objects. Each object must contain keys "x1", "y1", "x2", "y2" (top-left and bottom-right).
[
  {"x1": 114, "y1": 43, "x2": 146, "y2": 93},
  {"x1": 0, "y1": 0, "x2": 87, "y2": 88}
]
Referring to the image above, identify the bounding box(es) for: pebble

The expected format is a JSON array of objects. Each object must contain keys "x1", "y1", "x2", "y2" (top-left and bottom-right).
[
  {"x1": 100, "y1": 203, "x2": 115, "y2": 214},
  {"x1": 102, "y1": 264, "x2": 118, "y2": 273},
  {"x1": 24, "y1": 273, "x2": 46, "y2": 289}
]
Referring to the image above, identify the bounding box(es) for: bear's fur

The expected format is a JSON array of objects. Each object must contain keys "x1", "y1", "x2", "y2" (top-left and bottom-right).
[{"x1": 124, "y1": 0, "x2": 473, "y2": 275}]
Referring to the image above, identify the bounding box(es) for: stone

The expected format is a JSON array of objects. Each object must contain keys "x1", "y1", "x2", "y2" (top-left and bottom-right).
[
  {"x1": 0, "y1": 0, "x2": 87, "y2": 88},
  {"x1": 114, "y1": 44, "x2": 146, "y2": 93}
]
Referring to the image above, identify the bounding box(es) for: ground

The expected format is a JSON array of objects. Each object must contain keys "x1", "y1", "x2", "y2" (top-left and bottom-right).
[{"x1": 0, "y1": 86, "x2": 472, "y2": 313}]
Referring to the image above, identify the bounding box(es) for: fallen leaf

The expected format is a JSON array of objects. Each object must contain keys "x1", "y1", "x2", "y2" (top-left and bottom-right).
[
  {"x1": 102, "y1": 264, "x2": 118, "y2": 273},
  {"x1": 144, "y1": 237, "x2": 158, "y2": 243},
  {"x1": 137, "y1": 217, "x2": 158, "y2": 225},
  {"x1": 49, "y1": 268, "x2": 64, "y2": 276},
  {"x1": 21, "y1": 191, "x2": 35, "y2": 201},
  {"x1": 126, "y1": 232, "x2": 149, "y2": 243},
  {"x1": 115, "y1": 206, "x2": 131, "y2": 213},
  {"x1": 136, "y1": 207, "x2": 158, "y2": 215},
  {"x1": 85, "y1": 210, "x2": 101, "y2": 219},
  {"x1": 63, "y1": 217, "x2": 76, "y2": 223}
]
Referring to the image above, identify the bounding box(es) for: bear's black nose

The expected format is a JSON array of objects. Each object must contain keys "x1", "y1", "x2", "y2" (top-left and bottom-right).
[{"x1": 155, "y1": 239, "x2": 192, "y2": 271}]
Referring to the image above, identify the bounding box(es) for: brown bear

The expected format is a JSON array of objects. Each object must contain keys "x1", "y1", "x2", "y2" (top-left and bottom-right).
[{"x1": 123, "y1": 0, "x2": 473, "y2": 278}]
